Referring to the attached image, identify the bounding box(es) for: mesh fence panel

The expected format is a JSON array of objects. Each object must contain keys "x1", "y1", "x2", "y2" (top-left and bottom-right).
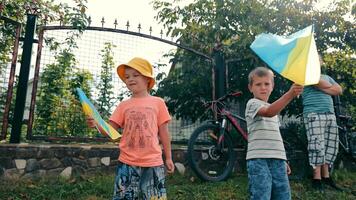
[
  {"x1": 30, "y1": 28, "x2": 211, "y2": 144},
  {"x1": 0, "y1": 19, "x2": 21, "y2": 140}
]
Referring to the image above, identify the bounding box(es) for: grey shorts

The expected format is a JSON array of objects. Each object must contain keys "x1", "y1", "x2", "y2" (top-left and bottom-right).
[
  {"x1": 304, "y1": 113, "x2": 339, "y2": 168},
  {"x1": 112, "y1": 162, "x2": 167, "y2": 200}
]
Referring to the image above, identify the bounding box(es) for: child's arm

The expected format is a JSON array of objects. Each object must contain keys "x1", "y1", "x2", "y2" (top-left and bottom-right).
[
  {"x1": 314, "y1": 79, "x2": 342, "y2": 96},
  {"x1": 86, "y1": 117, "x2": 120, "y2": 134},
  {"x1": 257, "y1": 84, "x2": 303, "y2": 117},
  {"x1": 158, "y1": 122, "x2": 175, "y2": 173}
]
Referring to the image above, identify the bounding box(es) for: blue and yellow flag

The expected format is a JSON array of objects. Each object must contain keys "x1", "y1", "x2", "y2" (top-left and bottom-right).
[
  {"x1": 76, "y1": 88, "x2": 121, "y2": 141},
  {"x1": 250, "y1": 25, "x2": 320, "y2": 85}
]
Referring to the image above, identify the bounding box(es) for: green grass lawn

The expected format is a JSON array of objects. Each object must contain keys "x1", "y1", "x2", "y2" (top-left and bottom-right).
[{"x1": 1, "y1": 169, "x2": 355, "y2": 200}]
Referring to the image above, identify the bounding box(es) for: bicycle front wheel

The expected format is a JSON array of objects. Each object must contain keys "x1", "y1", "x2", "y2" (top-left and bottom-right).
[{"x1": 187, "y1": 123, "x2": 236, "y2": 182}]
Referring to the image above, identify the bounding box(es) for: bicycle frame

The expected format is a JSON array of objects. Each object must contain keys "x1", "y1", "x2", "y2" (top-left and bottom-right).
[
  {"x1": 337, "y1": 114, "x2": 353, "y2": 154},
  {"x1": 187, "y1": 91, "x2": 248, "y2": 182},
  {"x1": 204, "y1": 92, "x2": 248, "y2": 151},
  {"x1": 221, "y1": 109, "x2": 248, "y2": 141},
  {"x1": 338, "y1": 124, "x2": 349, "y2": 153},
  {"x1": 334, "y1": 95, "x2": 354, "y2": 156},
  {"x1": 211, "y1": 109, "x2": 248, "y2": 153}
]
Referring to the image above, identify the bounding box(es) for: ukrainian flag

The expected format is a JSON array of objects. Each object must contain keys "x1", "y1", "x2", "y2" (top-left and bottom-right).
[
  {"x1": 76, "y1": 88, "x2": 121, "y2": 141},
  {"x1": 250, "y1": 25, "x2": 320, "y2": 85}
]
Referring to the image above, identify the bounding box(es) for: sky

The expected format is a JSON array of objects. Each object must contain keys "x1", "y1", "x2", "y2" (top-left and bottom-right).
[
  {"x1": 41, "y1": 0, "x2": 354, "y2": 77},
  {"x1": 44, "y1": 0, "x2": 354, "y2": 86},
  {"x1": 27, "y1": 1, "x2": 182, "y2": 101},
  {"x1": 86, "y1": 0, "x2": 164, "y2": 32},
  {"x1": 56, "y1": 0, "x2": 181, "y2": 67},
  {"x1": 58, "y1": 0, "x2": 180, "y2": 35},
  {"x1": 16, "y1": 0, "x2": 354, "y2": 113},
  {"x1": 56, "y1": 0, "x2": 355, "y2": 40},
  {"x1": 67, "y1": 0, "x2": 354, "y2": 24}
]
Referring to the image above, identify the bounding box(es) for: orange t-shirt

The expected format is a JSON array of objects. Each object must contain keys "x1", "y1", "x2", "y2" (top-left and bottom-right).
[{"x1": 109, "y1": 96, "x2": 171, "y2": 167}]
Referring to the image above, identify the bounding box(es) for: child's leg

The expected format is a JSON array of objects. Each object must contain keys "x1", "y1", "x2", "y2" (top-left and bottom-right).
[
  {"x1": 270, "y1": 159, "x2": 291, "y2": 200},
  {"x1": 304, "y1": 113, "x2": 326, "y2": 170},
  {"x1": 321, "y1": 114, "x2": 342, "y2": 190},
  {"x1": 313, "y1": 166, "x2": 322, "y2": 179},
  {"x1": 139, "y1": 165, "x2": 167, "y2": 200},
  {"x1": 321, "y1": 164, "x2": 329, "y2": 177},
  {"x1": 112, "y1": 163, "x2": 140, "y2": 200},
  {"x1": 247, "y1": 159, "x2": 272, "y2": 200},
  {"x1": 323, "y1": 114, "x2": 339, "y2": 170}
]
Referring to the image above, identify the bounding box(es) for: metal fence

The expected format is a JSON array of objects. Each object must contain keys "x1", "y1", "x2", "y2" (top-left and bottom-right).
[
  {"x1": 0, "y1": 16, "x2": 21, "y2": 141},
  {"x1": 0, "y1": 16, "x2": 223, "y2": 144}
]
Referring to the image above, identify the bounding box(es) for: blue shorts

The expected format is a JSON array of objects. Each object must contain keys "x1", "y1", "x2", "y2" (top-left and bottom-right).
[
  {"x1": 247, "y1": 158, "x2": 291, "y2": 200},
  {"x1": 112, "y1": 162, "x2": 167, "y2": 200}
]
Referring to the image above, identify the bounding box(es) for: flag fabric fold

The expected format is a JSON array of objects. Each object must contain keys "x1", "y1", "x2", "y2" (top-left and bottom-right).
[
  {"x1": 76, "y1": 88, "x2": 121, "y2": 141},
  {"x1": 250, "y1": 25, "x2": 320, "y2": 85}
]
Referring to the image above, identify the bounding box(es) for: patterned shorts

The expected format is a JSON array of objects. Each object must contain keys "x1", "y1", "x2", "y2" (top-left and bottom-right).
[
  {"x1": 112, "y1": 162, "x2": 167, "y2": 200},
  {"x1": 304, "y1": 113, "x2": 339, "y2": 168}
]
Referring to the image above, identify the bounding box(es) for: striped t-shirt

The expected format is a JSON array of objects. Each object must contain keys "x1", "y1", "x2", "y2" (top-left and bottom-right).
[
  {"x1": 245, "y1": 98, "x2": 286, "y2": 160},
  {"x1": 302, "y1": 74, "x2": 336, "y2": 115}
]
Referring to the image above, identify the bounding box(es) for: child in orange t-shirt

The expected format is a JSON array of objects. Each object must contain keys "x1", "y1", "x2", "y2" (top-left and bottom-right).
[{"x1": 87, "y1": 57, "x2": 174, "y2": 200}]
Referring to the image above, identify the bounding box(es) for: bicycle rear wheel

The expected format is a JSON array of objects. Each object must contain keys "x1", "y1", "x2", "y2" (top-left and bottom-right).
[{"x1": 187, "y1": 123, "x2": 236, "y2": 182}]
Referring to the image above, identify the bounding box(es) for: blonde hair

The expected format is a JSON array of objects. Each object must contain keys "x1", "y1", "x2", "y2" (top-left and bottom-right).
[{"x1": 248, "y1": 67, "x2": 274, "y2": 85}]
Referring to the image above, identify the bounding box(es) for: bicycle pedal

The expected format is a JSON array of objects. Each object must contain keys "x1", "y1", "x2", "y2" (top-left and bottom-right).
[
  {"x1": 201, "y1": 152, "x2": 209, "y2": 160},
  {"x1": 208, "y1": 170, "x2": 217, "y2": 175}
]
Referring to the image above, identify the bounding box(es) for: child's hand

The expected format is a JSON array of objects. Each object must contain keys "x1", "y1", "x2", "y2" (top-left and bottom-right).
[
  {"x1": 165, "y1": 159, "x2": 175, "y2": 174},
  {"x1": 86, "y1": 116, "x2": 96, "y2": 128},
  {"x1": 290, "y1": 84, "x2": 304, "y2": 97},
  {"x1": 286, "y1": 162, "x2": 291, "y2": 175}
]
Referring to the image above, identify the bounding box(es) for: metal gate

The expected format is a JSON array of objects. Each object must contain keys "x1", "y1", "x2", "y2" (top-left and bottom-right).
[
  {"x1": 0, "y1": 15, "x2": 21, "y2": 141},
  {"x1": 1, "y1": 14, "x2": 227, "y2": 144}
]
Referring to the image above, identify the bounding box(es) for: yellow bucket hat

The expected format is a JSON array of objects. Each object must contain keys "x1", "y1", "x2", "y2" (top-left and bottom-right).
[{"x1": 117, "y1": 57, "x2": 155, "y2": 90}]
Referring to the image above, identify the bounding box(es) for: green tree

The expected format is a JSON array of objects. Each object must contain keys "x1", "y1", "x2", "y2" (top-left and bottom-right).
[
  {"x1": 65, "y1": 69, "x2": 95, "y2": 137},
  {"x1": 33, "y1": 49, "x2": 72, "y2": 135},
  {"x1": 0, "y1": 0, "x2": 64, "y2": 138},
  {"x1": 1, "y1": 0, "x2": 91, "y2": 138},
  {"x1": 0, "y1": 0, "x2": 85, "y2": 72},
  {"x1": 153, "y1": 0, "x2": 355, "y2": 121},
  {"x1": 33, "y1": 51, "x2": 95, "y2": 137},
  {"x1": 32, "y1": 0, "x2": 92, "y2": 137},
  {"x1": 323, "y1": 51, "x2": 356, "y2": 122},
  {"x1": 96, "y1": 42, "x2": 116, "y2": 119}
]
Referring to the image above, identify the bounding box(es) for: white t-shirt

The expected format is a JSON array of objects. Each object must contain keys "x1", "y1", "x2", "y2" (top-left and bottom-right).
[{"x1": 245, "y1": 98, "x2": 286, "y2": 160}]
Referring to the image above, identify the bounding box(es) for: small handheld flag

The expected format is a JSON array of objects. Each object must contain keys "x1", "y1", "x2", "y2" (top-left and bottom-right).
[
  {"x1": 250, "y1": 25, "x2": 320, "y2": 86},
  {"x1": 76, "y1": 88, "x2": 121, "y2": 141}
]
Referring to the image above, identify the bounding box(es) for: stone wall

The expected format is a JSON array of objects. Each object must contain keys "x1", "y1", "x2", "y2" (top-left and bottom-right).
[
  {"x1": 0, "y1": 143, "x2": 120, "y2": 180},
  {"x1": 0, "y1": 144, "x2": 246, "y2": 180}
]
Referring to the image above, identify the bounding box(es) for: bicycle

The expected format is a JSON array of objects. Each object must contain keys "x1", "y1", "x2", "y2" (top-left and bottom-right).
[
  {"x1": 187, "y1": 91, "x2": 248, "y2": 182},
  {"x1": 333, "y1": 114, "x2": 356, "y2": 169},
  {"x1": 333, "y1": 96, "x2": 356, "y2": 169}
]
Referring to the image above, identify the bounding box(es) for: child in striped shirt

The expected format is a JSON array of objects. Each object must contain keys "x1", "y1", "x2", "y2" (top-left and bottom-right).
[{"x1": 245, "y1": 67, "x2": 303, "y2": 200}]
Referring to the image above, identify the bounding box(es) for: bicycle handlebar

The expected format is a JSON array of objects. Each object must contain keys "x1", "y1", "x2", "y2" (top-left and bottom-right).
[
  {"x1": 338, "y1": 114, "x2": 351, "y2": 121},
  {"x1": 217, "y1": 91, "x2": 243, "y2": 102},
  {"x1": 202, "y1": 91, "x2": 243, "y2": 108}
]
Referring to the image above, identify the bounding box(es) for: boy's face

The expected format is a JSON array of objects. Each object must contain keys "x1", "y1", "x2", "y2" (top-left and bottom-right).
[
  {"x1": 124, "y1": 67, "x2": 150, "y2": 94},
  {"x1": 248, "y1": 75, "x2": 274, "y2": 102}
]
